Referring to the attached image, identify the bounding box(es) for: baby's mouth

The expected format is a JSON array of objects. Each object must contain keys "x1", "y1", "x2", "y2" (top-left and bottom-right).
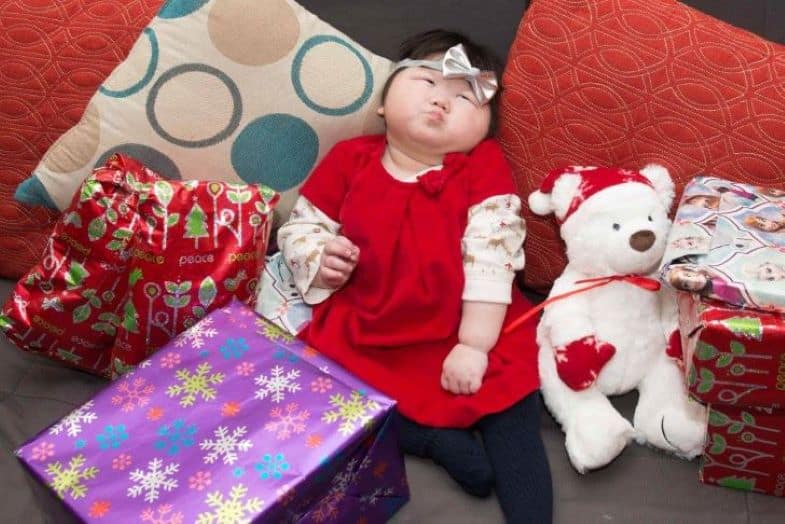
[{"x1": 425, "y1": 110, "x2": 445, "y2": 123}]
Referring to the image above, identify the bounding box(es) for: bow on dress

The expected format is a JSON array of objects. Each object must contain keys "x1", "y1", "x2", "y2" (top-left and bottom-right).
[{"x1": 393, "y1": 43, "x2": 498, "y2": 105}]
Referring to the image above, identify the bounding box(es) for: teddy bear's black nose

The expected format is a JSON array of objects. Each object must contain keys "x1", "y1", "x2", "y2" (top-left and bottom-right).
[{"x1": 629, "y1": 230, "x2": 655, "y2": 252}]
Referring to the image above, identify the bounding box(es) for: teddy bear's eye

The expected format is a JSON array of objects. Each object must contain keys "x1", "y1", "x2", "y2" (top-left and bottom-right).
[
  {"x1": 612, "y1": 223, "x2": 621, "y2": 231},
  {"x1": 648, "y1": 215, "x2": 653, "y2": 222}
]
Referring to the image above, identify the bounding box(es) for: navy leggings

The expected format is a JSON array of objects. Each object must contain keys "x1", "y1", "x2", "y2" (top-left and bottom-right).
[{"x1": 397, "y1": 391, "x2": 553, "y2": 523}]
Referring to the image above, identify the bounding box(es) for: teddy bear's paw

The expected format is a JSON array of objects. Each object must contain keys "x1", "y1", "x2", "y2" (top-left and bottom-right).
[
  {"x1": 565, "y1": 408, "x2": 635, "y2": 473},
  {"x1": 636, "y1": 404, "x2": 708, "y2": 458}
]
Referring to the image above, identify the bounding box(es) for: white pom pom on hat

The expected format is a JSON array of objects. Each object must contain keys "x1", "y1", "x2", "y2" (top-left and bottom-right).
[{"x1": 528, "y1": 188, "x2": 554, "y2": 216}]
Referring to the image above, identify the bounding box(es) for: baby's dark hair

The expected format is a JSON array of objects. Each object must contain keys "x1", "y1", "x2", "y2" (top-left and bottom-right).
[{"x1": 380, "y1": 29, "x2": 503, "y2": 135}]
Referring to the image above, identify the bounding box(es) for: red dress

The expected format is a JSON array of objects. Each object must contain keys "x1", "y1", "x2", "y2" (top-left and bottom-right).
[{"x1": 298, "y1": 135, "x2": 539, "y2": 428}]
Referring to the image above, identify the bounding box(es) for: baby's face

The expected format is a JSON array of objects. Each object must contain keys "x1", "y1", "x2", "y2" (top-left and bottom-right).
[{"x1": 380, "y1": 56, "x2": 491, "y2": 158}]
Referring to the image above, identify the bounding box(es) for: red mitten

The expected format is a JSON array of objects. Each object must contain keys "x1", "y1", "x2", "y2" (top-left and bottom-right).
[
  {"x1": 554, "y1": 336, "x2": 616, "y2": 391},
  {"x1": 666, "y1": 329, "x2": 684, "y2": 366}
]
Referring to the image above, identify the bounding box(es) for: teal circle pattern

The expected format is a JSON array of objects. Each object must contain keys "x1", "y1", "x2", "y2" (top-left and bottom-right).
[
  {"x1": 99, "y1": 28, "x2": 159, "y2": 99},
  {"x1": 146, "y1": 63, "x2": 242, "y2": 148},
  {"x1": 95, "y1": 144, "x2": 181, "y2": 180},
  {"x1": 231, "y1": 114, "x2": 319, "y2": 191},
  {"x1": 157, "y1": 0, "x2": 209, "y2": 19},
  {"x1": 14, "y1": 177, "x2": 57, "y2": 208},
  {"x1": 291, "y1": 35, "x2": 374, "y2": 116}
]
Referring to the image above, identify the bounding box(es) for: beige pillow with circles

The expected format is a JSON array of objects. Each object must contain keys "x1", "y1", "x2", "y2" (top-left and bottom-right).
[{"x1": 18, "y1": 0, "x2": 391, "y2": 225}]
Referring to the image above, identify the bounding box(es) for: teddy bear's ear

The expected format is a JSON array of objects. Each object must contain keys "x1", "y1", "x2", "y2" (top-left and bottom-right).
[
  {"x1": 640, "y1": 164, "x2": 675, "y2": 211},
  {"x1": 528, "y1": 173, "x2": 582, "y2": 220}
]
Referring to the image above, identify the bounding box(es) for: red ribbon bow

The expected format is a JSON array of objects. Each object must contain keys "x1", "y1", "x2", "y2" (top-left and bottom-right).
[
  {"x1": 503, "y1": 274, "x2": 661, "y2": 334},
  {"x1": 417, "y1": 170, "x2": 451, "y2": 196},
  {"x1": 416, "y1": 152, "x2": 468, "y2": 196}
]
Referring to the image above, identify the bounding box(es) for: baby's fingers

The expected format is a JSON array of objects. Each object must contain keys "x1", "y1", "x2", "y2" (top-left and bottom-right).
[
  {"x1": 322, "y1": 254, "x2": 354, "y2": 274},
  {"x1": 328, "y1": 236, "x2": 359, "y2": 261},
  {"x1": 468, "y1": 374, "x2": 481, "y2": 394},
  {"x1": 440, "y1": 371, "x2": 460, "y2": 395},
  {"x1": 440, "y1": 371, "x2": 450, "y2": 392},
  {"x1": 458, "y1": 377, "x2": 473, "y2": 395},
  {"x1": 317, "y1": 267, "x2": 348, "y2": 288}
]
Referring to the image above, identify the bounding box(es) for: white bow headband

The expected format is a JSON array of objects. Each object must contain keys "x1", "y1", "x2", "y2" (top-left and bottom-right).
[{"x1": 392, "y1": 43, "x2": 499, "y2": 105}]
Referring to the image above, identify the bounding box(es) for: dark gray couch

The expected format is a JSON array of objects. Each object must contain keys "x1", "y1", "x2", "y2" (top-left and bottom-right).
[{"x1": 2, "y1": 1, "x2": 785, "y2": 522}]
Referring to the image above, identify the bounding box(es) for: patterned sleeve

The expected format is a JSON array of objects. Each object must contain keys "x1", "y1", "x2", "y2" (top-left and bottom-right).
[
  {"x1": 462, "y1": 194, "x2": 526, "y2": 303},
  {"x1": 277, "y1": 196, "x2": 341, "y2": 305},
  {"x1": 461, "y1": 139, "x2": 526, "y2": 304},
  {"x1": 277, "y1": 138, "x2": 363, "y2": 304}
]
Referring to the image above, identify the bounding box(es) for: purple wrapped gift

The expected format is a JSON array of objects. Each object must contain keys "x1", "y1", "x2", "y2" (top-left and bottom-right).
[{"x1": 16, "y1": 300, "x2": 409, "y2": 523}]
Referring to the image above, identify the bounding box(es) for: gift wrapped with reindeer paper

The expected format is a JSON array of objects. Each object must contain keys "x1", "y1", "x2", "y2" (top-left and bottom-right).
[{"x1": 15, "y1": 300, "x2": 409, "y2": 522}]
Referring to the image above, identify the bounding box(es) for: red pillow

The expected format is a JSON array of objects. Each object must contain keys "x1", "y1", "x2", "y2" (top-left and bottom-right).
[
  {"x1": 498, "y1": 0, "x2": 785, "y2": 293},
  {"x1": 0, "y1": 0, "x2": 164, "y2": 279}
]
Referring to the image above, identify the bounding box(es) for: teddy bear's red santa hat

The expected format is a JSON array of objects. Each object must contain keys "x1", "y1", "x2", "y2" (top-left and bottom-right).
[{"x1": 528, "y1": 166, "x2": 655, "y2": 224}]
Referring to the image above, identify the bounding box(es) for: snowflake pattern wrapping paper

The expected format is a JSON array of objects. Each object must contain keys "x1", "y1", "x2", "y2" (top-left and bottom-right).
[{"x1": 16, "y1": 300, "x2": 409, "y2": 522}]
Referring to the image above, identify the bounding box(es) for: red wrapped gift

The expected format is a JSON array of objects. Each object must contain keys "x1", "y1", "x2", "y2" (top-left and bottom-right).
[
  {"x1": 679, "y1": 293, "x2": 785, "y2": 409},
  {"x1": 663, "y1": 175, "x2": 785, "y2": 497},
  {"x1": 701, "y1": 404, "x2": 785, "y2": 497},
  {"x1": 678, "y1": 293, "x2": 785, "y2": 497},
  {"x1": 1, "y1": 155, "x2": 279, "y2": 378},
  {"x1": 111, "y1": 166, "x2": 278, "y2": 377},
  {"x1": 1, "y1": 156, "x2": 158, "y2": 374}
]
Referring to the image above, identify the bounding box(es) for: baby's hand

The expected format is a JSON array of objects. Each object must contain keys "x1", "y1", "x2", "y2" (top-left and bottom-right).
[
  {"x1": 312, "y1": 236, "x2": 359, "y2": 289},
  {"x1": 441, "y1": 343, "x2": 488, "y2": 395}
]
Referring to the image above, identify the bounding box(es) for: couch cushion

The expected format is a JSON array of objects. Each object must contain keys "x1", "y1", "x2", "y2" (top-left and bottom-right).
[
  {"x1": 498, "y1": 0, "x2": 785, "y2": 293},
  {"x1": 18, "y1": 0, "x2": 390, "y2": 228},
  {"x1": 0, "y1": 0, "x2": 165, "y2": 279}
]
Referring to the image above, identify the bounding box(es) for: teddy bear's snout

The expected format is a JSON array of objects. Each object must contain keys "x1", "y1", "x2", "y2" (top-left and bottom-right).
[{"x1": 629, "y1": 230, "x2": 656, "y2": 252}]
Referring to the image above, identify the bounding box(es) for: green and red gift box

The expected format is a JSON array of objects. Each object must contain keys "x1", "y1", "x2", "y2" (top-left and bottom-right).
[
  {"x1": 678, "y1": 293, "x2": 785, "y2": 497},
  {"x1": 664, "y1": 176, "x2": 785, "y2": 498}
]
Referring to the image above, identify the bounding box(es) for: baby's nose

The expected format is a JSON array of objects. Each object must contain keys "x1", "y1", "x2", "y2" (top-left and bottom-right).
[{"x1": 431, "y1": 95, "x2": 449, "y2": 111}]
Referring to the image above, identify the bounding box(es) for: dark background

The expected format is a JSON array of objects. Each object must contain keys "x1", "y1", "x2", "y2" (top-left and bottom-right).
[{"x1": 299, "y1": 0, "x2": 784, "y2": 64}]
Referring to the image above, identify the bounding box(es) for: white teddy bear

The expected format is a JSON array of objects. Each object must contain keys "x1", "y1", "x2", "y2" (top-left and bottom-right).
[{"x1": 527, "y1": 165, "x2": 707, "y2": 473}]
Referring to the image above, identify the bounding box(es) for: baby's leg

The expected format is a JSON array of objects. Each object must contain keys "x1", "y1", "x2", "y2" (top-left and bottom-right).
[
  {"x1": 478, "y1": 392, "x2": 553, "y2": 524},
  {"x1": 394, "y1": 412, "x2": 494, "y2": 497}
]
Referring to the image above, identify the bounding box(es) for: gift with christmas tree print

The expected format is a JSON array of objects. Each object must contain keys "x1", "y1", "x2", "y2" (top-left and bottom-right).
[
  {"x1": 110, "y1": 157, "x2": 279, "y2": 377},
  {"x1": 1, "y1": 155, "x2": 159, "y2": 375}
]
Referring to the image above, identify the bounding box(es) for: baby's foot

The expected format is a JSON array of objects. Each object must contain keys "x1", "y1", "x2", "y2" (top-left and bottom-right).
[
  {"x1": 396, "y1": 414, "x2": 494, "y2": 496},
  {"x1": 426, "y1": 428, "x2": 495, "y2": 497}
]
